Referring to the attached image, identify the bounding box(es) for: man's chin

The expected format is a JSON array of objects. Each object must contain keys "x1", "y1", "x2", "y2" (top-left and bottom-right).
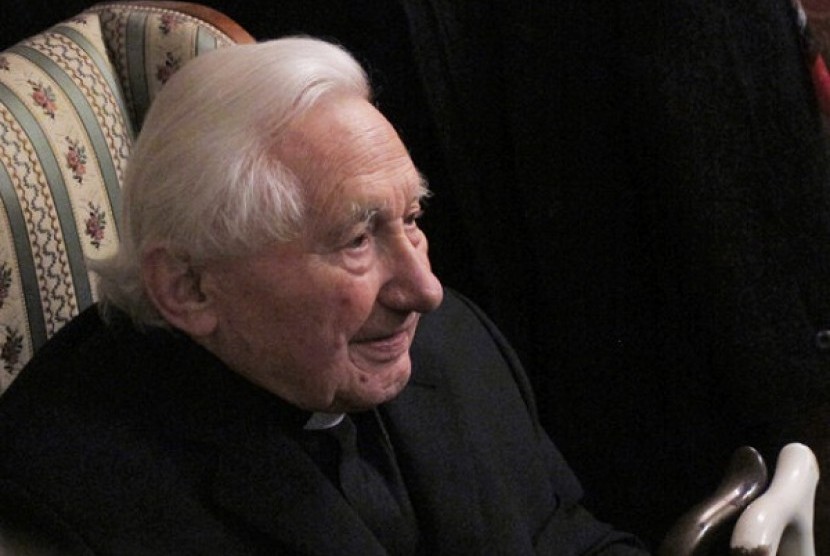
[{"x1": 336, "y1": 364, "x2": 411, "y2": 412}]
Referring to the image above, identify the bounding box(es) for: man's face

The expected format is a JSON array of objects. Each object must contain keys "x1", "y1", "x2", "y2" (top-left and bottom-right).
[{"x1": 200, "y1": 96, "x2": 443, "y2": 413}]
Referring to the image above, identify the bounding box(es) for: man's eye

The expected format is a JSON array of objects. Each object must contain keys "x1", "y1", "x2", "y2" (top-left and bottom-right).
[
  {"x1": 345, "y1": 233, "x2": 370, "y2": 250},
  {"x1": 404, "y1": 209, "x2": 424, "y2": 227}
]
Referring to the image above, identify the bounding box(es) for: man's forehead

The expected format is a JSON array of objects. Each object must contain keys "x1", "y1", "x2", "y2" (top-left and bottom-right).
[{"x1": 278, "y1": 97, "x2": 389, "y2": 167}]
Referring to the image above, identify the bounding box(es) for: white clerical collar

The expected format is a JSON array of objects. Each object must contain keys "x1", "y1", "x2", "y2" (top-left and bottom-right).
[{"x1": 304, "y1": 411, "x2": 345, "y2": 430}]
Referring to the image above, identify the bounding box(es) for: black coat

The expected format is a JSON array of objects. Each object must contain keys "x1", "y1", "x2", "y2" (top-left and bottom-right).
[{"x1": 0, "y1": 290, "x2": 645, "y2": 555}]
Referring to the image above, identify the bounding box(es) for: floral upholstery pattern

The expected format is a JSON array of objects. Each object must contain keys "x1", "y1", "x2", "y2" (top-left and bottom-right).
[
  {"x1": 0, "y1": 2, "x2": 252, "y2": 392},
  {"x1": 89, "y1": 2, "x2": 239, "y2": 128}
]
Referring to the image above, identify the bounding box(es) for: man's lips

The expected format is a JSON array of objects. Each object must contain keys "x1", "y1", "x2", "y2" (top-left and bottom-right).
[
  {"x1": 349, "y1": 317, "x2": 419, "y2": 362},
  {"x1": 351, "y1": 315, "x2": 419, "y2": 344},
  {"x1": 353, "y1": 328, "x2": 409, "y2": 347}
]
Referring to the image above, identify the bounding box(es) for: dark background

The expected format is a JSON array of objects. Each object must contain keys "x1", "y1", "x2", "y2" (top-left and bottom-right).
[{"x1": 5, "y1": 0, "x2": 830, "y2": 550}]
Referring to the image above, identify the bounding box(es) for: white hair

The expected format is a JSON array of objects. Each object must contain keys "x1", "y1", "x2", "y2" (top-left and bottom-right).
[{"x1": 94, "y1": 37, "x2": 371, "y2": 326}]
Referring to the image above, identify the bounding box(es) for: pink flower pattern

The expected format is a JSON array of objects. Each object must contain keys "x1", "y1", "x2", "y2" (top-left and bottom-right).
[
  {"x1": 28, "y1": 80, "x2": 57, "y2": 119},
  {"x1": 159, "y1": 13, "x2": 184, "y2": 35},
  {"x1": 0, "y1": 263, "x2": 11, "y2": 310},
  {"x1": 156, "y1": 52, "x2": 181, "y2": 85},
  {"x1": 85, "y1": 202, "x2": 106, "y2": 249},
  {"x1": 65, "y1": 137, "x2": 88, "y2": 184},
  {"x1": 1, "y1": 326, "x2": 22, "y2": 375}
]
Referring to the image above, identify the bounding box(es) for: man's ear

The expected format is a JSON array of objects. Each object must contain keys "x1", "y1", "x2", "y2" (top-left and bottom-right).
[{"x1": 142, "y1": 247, "x2": 218, "y2": 338}]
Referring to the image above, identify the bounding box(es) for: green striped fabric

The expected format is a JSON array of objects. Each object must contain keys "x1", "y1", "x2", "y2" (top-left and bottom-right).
[
  {"x1": 0, "y1": 4, "x2": 239, "y2": 393},
  {"x1": 0, "y1": 14, "x2": 125, "y2": 391},
  {"x1": 92, "y1": 3, "x2": 234, "y2": 131}
]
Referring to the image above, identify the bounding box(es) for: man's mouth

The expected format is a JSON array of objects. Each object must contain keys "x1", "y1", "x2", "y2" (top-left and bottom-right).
[{"x1": 350, "y1": 317, "x2": 419, "y2": 363}]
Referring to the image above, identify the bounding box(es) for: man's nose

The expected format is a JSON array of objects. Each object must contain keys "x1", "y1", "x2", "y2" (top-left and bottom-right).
[{"x1": 380, "y1": 235, "x2": 443, "y2": 313}]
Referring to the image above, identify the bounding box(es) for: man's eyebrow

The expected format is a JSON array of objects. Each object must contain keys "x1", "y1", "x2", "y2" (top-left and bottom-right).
[
  {"x1": 320, "y1": 176, "x2": 432, "y2": 246},
  {"x1": 345, "y1": 176, "x2": 431, "y2": 226},
  {"x1": 348, "y1": 205, "x2": 381, "y2": 227},
  {"x1": 416, "y1": 175, "x2": 431, "y2": 201},
  {"x1": 319, "y1": 204, "x2": 378, "y2": 246}
]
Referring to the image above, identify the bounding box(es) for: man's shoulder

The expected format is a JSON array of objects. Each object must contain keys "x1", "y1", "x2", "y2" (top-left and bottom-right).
[
  {"x1": 29, "y1": 304, "x2": 111, "y2": 362},
  {"x1": 15, "y1": 305, "x2": 145, "y2": 370},
  {"x1": 0, "y1": 306, "x2": 223, "y2": 531},
  {"x1": 1, "y1": 306, "x2": 112, "y2": 408},
  {"x1": 409, "y1": 288, "x2": 532, "y2": 408},
  {"x1": 1, "y1": 306, "x2": 164, "y2": 405},
  {"x1": 0, "y1": 305, "x2": 192, "y2": 460},
  {"x1": 416, "y1": 288, "x2": 494, "y2": 339},
  {"x1": 413, "y1": 288, "x2": 515, "y2": 365}
]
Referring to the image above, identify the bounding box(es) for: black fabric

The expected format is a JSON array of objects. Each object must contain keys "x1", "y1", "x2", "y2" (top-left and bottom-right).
[
  {"x1": 313, "y1": 413, "x2": 420, "y2": 556},
  {"x1": 0, "y1": 291, "x2": 647, "y2": 555}
]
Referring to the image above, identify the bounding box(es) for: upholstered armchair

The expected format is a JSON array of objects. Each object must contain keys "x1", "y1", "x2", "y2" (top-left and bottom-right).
[{"x1": 0, "y1": 1, "x2": 253, "y2": 394}]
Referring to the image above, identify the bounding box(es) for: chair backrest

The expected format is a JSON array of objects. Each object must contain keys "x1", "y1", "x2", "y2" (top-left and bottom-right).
[{"x1": 0, "y1": 1, "x2": 254, "y2": 393}]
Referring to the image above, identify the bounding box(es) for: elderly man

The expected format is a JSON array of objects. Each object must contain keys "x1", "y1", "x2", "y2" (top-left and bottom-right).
[{"x1": 0, "y1": 38, "x2": 647, "y2": 554}]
